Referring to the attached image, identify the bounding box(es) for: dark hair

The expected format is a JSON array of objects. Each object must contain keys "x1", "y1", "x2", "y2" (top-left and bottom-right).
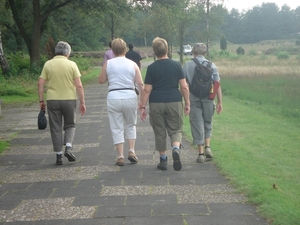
[
  {"x1": 108, "y1": 42, "x2": 112, "y2": 48},
  {"x1": 128, "y1": 43, "x2": 134, "y2": 50}
]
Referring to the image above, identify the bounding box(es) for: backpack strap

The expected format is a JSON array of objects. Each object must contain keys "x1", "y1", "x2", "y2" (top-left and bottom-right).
[
  {"x1": 192, "y1": 58, "x2": 212, "y2": 68},
  {"x1": 192, "y1": 58, "x2": 201, "y2": 66},
  {"x1": 205, "y1": 61, "x2": 212, "y2": 68}
]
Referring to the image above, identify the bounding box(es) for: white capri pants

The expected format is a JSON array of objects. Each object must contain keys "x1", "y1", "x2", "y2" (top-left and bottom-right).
[{"x1": 107, "y1": 98, "x2": 137, "y2": 145}]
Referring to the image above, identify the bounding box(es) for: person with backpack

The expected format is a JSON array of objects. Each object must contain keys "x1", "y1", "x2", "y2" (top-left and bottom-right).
[{"x1": 183, "y1": 43, "x2": 223, "y2": 163}]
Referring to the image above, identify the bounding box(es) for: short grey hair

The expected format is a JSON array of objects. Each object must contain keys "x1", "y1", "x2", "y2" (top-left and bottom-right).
[
  {"x1": 192, "y1": 43, "x2": 207, "y2": 55},
  {"x1": 55, "y1": 41, "x2": 71, "y2": 56}
]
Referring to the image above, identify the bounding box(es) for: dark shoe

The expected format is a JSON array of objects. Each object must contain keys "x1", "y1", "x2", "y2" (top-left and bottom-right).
[
  {"x1": 172, "y1": 148, "x2": 182, "y2": 171},
  {"x1": 157, "y1": 156, "x2": 168, "y2": 170},
  {"x1": 64, "y1": 146, "x2": 76, "y2": 162},
  {"x1": 56, "y1": 154, "x2": 63, "y2": 165},
  {"x1": 128, "y1": 151, "x2": 138, "y2": 163},
  {"x1": 205, "y1": 146, "x2": 213, "y2": 160}
]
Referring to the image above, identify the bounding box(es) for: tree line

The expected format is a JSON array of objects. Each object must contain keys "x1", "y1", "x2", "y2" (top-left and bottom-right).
[
  {"x1": 223, "y1": 3, "x2": 300, "y2": 44},
  {"x1": 0, "y1": 0, "x2": 299, "y2": 74}
]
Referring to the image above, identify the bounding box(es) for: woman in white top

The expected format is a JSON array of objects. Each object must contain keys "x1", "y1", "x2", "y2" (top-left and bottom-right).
[{"x1": 99, "y1": 38, "x2": 144, "y2": 166}]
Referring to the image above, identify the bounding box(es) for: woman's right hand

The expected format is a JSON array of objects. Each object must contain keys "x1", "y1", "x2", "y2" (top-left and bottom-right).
[{"x1": 39, "y1": 102, "x2": 46, "y2": 111}]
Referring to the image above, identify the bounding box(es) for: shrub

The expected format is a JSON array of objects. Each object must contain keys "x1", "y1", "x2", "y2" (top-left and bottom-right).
[
  {"x1": 70, "y1": 54, "x2": 91, "y2": 72},
  {"x1": 207, "y1": 50, "x2": 216, "y2": 60},
  {"x1": 7, "y1": 52, "x2": 30, "y2": 75},
  {"x1": 228, "y1": 54, "x2": 240, "y2": 60},
  {"x1": 220, "y1": 36, "x2": 227, "y2": 50},
  {"x1": 259, "y1": 54, "x2": 268, "y2": 60},
  {"x1": 219, "y1": 50, "x2": 230, "y2": 57},
  {"x1": 248, "y1": 49, "x2": 257, "y2": 56},
  {"x1": 276, "y1": 51, "x2": 290, "y2": 59},
  {"x1": 236, "y1": 46, "x2": 245, "y2": 55}
]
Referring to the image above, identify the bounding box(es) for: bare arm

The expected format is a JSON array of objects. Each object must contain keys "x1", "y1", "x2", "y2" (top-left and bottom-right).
[
  {"x1": 216, "y1": 85, "x2": 223, "y2": 114},
  {"x1": 134, "y1": 63, "x2": 144, "y2": 94},
  {"x1": 179, "y1": 78, "x2": 190, "y2": 116},
  {"x1": 37, "y1": 78, "x2": 46, "y2": 110},
  {"x1": 74, "y1": 77, "x2": 86, "y2": 115},
  {"x1": 99, "y1": 62, "x2": 108, "y2": 84},
  {"x1": 140, "y1": 84, "x2": 152, "y2": 121}
]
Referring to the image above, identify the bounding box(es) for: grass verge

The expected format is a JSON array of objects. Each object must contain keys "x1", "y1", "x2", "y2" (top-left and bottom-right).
[{"x1": 207, "y1": 96, "x2": 300, "y2": 225}]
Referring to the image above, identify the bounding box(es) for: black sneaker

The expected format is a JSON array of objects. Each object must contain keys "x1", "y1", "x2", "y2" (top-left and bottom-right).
[
  {"x1": 157, "y1": 156, "x2": 168, "y2": 170},
  {"x1": 64, "y1": 146, "x2": 76, "y2": 162},
  {"x1": 56, "y1": 154, "x2": 63, "y2": 165},
  {"x1": 172, "y1": 148, "x2": 182, "y2": 171}
]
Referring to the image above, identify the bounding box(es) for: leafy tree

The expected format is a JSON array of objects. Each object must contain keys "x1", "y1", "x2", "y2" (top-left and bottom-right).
[
  {"x1": 0, "y1": 1, "x2": 23, "y2": 52},
  {"x1": 99, "y1": 0, "x2": 134, "y2": 41},
  {"x1": 126, "y1": 10, "x2": 151, "y2": 46},
  {"x1": 6, "y1": 0, "x2": 131, "y2": 69},
  {"x1": 47, "y1": 5, "x2": 104, "y2": 51},
  {"x1": 223, "y1": 2, "x2": 299, "y2": 44},
  {"x1": 277, "y1": 5, "x2": 298, "y2": 38},
  {"x1": 7, "y1": 0, "x2": 79, "y2": 68}
]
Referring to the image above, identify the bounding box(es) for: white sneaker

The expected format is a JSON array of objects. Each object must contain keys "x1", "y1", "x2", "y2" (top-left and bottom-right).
[
  {"x1": 205, "y1": 146, "x2": 213, "y2": 160},
  {"x1": 197, "y1": 154, "x2": 205, "y2": 163}
]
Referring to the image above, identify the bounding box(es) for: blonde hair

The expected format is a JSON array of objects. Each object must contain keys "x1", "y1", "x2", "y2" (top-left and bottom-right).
[
  {"x1": 152, "y1": 37, "x2": 168, "y2": 58},
  {"x1": 111, "y1": 38, "x2": 127, "y2": 56}
]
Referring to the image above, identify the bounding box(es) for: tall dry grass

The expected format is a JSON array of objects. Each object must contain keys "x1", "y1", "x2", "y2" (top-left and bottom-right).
[{"x1": 216, "y1": 55, "x2": 300, "y2": 78}]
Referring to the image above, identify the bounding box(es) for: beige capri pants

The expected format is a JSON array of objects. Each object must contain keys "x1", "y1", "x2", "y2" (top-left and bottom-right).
[{"x1": 149, "y1": 102, "x2": 183, "y2": 152}]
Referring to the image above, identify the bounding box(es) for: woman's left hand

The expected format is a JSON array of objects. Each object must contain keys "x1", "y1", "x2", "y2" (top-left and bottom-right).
[
  {"x1": 140, "y1": 108, "x2": 147, "y2": 121},
  {"x1": 184, "y1": 105, "x2": 190, "y2": 116}
]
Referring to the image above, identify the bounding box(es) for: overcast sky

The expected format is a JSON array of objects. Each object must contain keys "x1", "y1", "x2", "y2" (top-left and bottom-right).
[{"x1": 223, "y1": 0, "x2": 299, "y2": 11}]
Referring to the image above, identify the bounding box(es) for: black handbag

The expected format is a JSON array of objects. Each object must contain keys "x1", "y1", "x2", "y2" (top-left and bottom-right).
[{"x1": 38, "y1": 109, "x2": 47, "y2": 130}]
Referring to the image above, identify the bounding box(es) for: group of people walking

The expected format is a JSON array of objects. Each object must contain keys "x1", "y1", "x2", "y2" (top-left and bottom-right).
[{"x1": 37, "y1": 37, "x2": 223, "y2": 171}]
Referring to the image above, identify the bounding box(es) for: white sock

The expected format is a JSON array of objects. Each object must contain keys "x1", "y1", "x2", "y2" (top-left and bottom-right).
[
  {"x1": 57, "y1": 151, "x2": 62, "y2": 155},
  {"x1": 66, "y1": 143, "x2": 72, "y2": 147},
  {"x1": 129, "y1": 149, "x2": 135, "y2": 153}
]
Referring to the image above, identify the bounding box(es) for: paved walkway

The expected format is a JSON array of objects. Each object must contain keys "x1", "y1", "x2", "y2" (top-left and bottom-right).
[{"x1": 0, "y1": 74, "x2": 268, "y2": 224}]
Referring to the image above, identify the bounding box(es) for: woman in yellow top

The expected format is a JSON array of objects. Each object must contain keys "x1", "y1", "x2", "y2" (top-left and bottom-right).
[{"x1": 38, "y1": 41, "x2": 86, "y2": 165}]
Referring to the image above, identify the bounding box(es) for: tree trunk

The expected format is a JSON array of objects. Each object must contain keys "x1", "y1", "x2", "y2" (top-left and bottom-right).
[
  {"x1": 179, "y1": 23, "x2": 184, "y2": 65},
  {"x1": 8, "y1": 0, "x2": 75, "y2": 69},
  {"x1": 30, "y1": 0, "x2": 42, "y2": 68},
  {"x1": 206, "y1": 0, "x2": 210, "y2": 57},
  {"x1": 0, "y1": 32, "x2": 10, "y2": 75},
  {"x1": 111, "y1": 15, "x2": 115, "y2": 40}
]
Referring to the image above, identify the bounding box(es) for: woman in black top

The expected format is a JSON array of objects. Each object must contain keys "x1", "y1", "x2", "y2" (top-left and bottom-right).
[{"x1": 140, "y1": 37, "x2": 190, "y2": 171}]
